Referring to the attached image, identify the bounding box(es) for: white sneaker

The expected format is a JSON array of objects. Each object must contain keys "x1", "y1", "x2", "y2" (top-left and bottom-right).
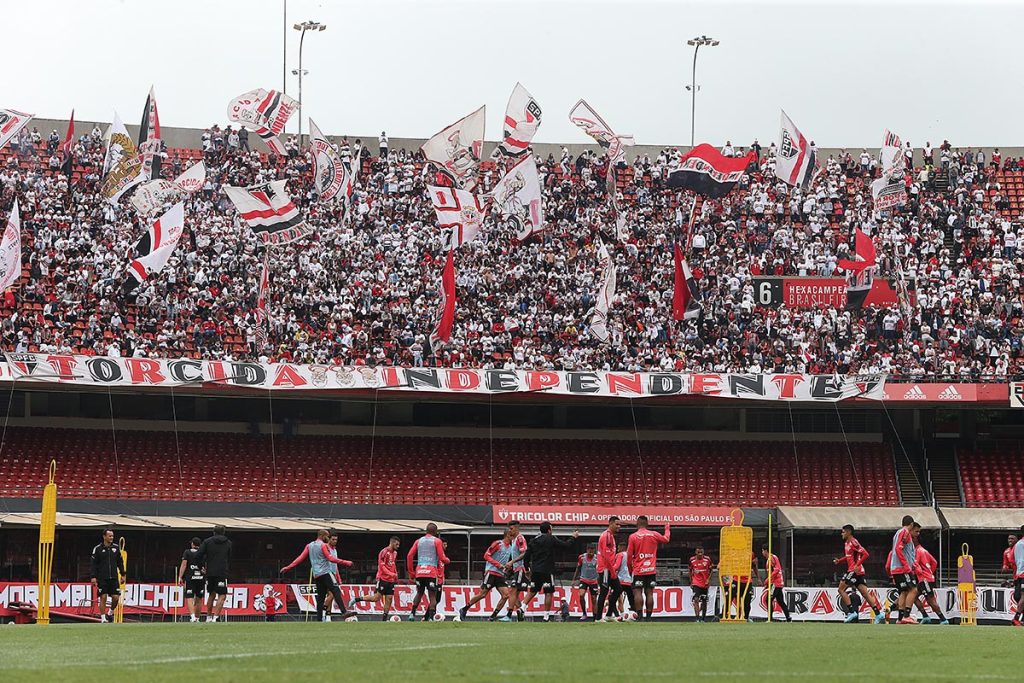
[
  {"x1": 99, "y1": 615, "x2": 108, "y2": 623},
  {"x1": 322, "y1": 615, "x2": 332, "y2": 623},
  {"x1": 205, "y1": 616, "x2": 214, "y2": 623},
  {"x1": 189, "y1": 616, "x2": 199, "y2": 623},
  {"x1": 599, "y1": 616, "x2": 614, "y2": 623}
]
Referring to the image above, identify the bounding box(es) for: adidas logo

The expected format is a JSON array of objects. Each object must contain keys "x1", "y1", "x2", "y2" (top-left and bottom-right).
[
  {"x1": 937, "y1": 385, "x2": 962, "y2": 401},
  {"x1": 903, "y1": 385, "x2": 927, "y2": 400}
]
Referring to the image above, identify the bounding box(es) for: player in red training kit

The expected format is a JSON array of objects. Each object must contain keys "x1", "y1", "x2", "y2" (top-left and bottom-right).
[
  {"x1": 890, "y1": 514, "x2": 918, "y2": 624},
  {"x1": 761, "y1": 545, "x2": 791, "y2": 622},
  {"x1": 349, "y1": 536, "x2": 400, "y2": 620},
  {"x1": 280, "y1": 529, "x2": 354, "y2": 622},
  {"x1": 1002, "y1": 533, "x2": 1018, "y2": 586},
  {"x1": 833, "y1": 524, "x2": 885, "y2": 624},
  {"x1": 912, "y1": 524, "x2": 948, "y2": 624},
  {"x1": 459, "y1": 528, "x2": 516, "y2": 622},
  {"x1": 405, "y1": 523, "x2": 449, "y2": 621},
  {"x1": 490, "y1": 521, "x2": 528, "y2": 621},
  {"x1": 626, "y1": 515, "x2": 670, "y2": 621},
  {"x1": 594, "y1": 516, "x2": 622, "y2": 622},
  {"x1": 688, "y1": 545, "x2": 714, "y2": 622}
]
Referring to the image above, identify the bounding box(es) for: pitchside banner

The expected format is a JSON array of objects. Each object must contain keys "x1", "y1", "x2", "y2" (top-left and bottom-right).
[
  {"x1": 291, "y1": 584, "x2": 1020, "y2": 621},
  {"x1": 491, "y1": 505, "x2": 734, "y2": 526},
  {"x1": 0, "y1": 353, "x2": 886, "y2": 402},
  {"x1": 0, "y1": 582, "x2": 287, "y2": 615}
]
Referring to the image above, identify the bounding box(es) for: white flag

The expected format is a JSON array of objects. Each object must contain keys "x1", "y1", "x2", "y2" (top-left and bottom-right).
[
  {"x1": 569, "y1": 100, "x2": 634, "y2": 163},
  {"x1": 308, "y1": 118, "x2": 347, "y2": 202},
  {"x1": 0, "y1": 110, "x2": 33, "y2": 152},
  {"x1": 130, "y1": 161, "x2": 206, "y2": 215},
  {"x1": 495, "y1": 83, "x2": 542, "y2": 158},
  {"x1": 880, "y1": 129, "x2": 905, "y2": 179},
  {"x1": 776, "y1": 110, "x2": 816, "y2": 189},
  {"x1": 491, "y1": 156, "x2": 544, "y2": 241},
  {"x1": 0, "y1": 199, "x2": 21, "y2": 292},
  {"x1": 588, "y1": 239, "x2": 617, "y2": 343},
  {"x1": 101, "y1": 111, "x2": 144, "y2": 203},
  {"x1": 421, "y1": 106, "x2": 485, "y2": 190},
  {"x1": 127, "y1": 203, "x2": 185, "y2": 283},
  {"x1": 227, "y1": 88, "x2": 297, "y2": 156},
  {"x1": 428, "y1": 185, "x2": 485, "y2": 249}
]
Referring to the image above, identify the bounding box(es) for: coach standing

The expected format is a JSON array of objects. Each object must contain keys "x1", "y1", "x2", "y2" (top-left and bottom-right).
[
  {"x1": 195, "y1": 525, "x2": 232, "y2": 623},
  {"x1": 520, "y1": 521, "x2": 579, "y2": 621},
  {"x1": 90, "y1": 529, "x2": 125, "y2": 623}
]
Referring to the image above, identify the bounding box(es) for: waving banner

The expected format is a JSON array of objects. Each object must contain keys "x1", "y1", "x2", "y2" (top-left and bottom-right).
[
  {"x1": 227, "y1": 88, "x2": 297, "y2": 155},
  {"x1": 568, "y1": 99, "x2": 634, "y2": 163},
  {"x1": 0, "y1": 199, "x2": 21, "y2": 292},
  {"x1": 308, "y1": 118, "x2": 346, "y2": 202},
  {"x1": 428, "y1": 185, "x2": 485, "y2": 249},
  {"x1": 0, "y1": 353, "x2": 888, "y2": 401},
  {"x1": 0, "y1": 109, "x2": 32, "y2": 152},
  {"x1": 101, "y1": 111, "x2": 144, "y2": 203},
  {"x1": 588, "y1": 240, "x2": 617, "y2": 344},
  {"x1": 224, "y1": 180, "x2": 310, "y2": 244},
  {"x1": 880, "y1": 129, "x2": 904, "y2": 179},
  {"x1": 495, "y1": 83, "x2": 542, "y2": 158},
  {"x1": 137, "y1": 86, "x2": 162, "y2": 180},
  {"x1": 491, "y1": 156, "x2": 544, "y2": 241},
  {"x1": 776, "y1": 110, "x2": 816, "y2": 189},
  {"x1": 421, "y1": 106, "x2": 485, "y2": 190},
  {"x1": 127, "y1": 203, "x2": 186, "y2": 283},
  {"x1": 130, "y1": 161, "x2": 205, "y2": 216},
  {"x1": 429, "y1": 249, "x2": 457, "y2": 354}
]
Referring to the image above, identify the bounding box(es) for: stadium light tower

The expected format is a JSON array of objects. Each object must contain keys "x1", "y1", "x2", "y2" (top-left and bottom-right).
[
  {"x1": 293, "y1": 20, "x2": 326, "y2": 142},
  {"x1": 686, "y1": 35, "x2": 719, "y2": 147}
]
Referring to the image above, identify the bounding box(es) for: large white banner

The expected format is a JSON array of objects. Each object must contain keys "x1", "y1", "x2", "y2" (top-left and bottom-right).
[
  {"x1": 0, "y1": 353, "x2": 886, "y2": 402},
  {"x1": 291, "y1": 584, "x2": 1019, "y2": 621}
]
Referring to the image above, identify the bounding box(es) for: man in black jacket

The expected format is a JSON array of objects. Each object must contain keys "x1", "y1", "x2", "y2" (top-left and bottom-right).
[
  {"x1": 520, "y1": 522, "x2": 579, "y2": 622},
  {"x1": 90, "y1": 529, "x2": 125, "y2": 623},
  {"x1": 195, "y1": 525, "x2": 232, "y2": 622}
]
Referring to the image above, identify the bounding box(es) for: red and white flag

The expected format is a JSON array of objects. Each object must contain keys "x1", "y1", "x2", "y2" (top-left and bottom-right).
[
  {"x1": 127, "y1": 203, "x2": 185, "y2": 283},
  {"x1": 776, "y1": 110, "x2": 816, "y2": 189},
  {"x1": 130, "y1": 161, "x2": 206, "y2": 216},
  {"x1": 494, "y1": 83, "x2": 541, "y2": 158},
  {"x1": 59, "y1": 110, "x2": 75, "y2": 177},
  {"x1": 0, "y1": 109, "x2": 32, "y2": 152},
  {"x1": 672, "y1": 245, "x2": 701, "y2": 321},
  {"x1": 490, "y1": 156, "x2": 544, "y2": 241},
  {"x1": 880, "y1": 128, "x2": 904, "y2": 178},
  {"x1": 837, "y1": 228, "x2": 877, "y2": 311},
  {"x1": 227, "y1": 89, "x2": 297, "y2": 156},
  {"x1": 588, "y1": 239, "x2": 617, "y2": 343},
  {"x1": 428, "y1": 185, "x2": 485, "y2": 249},
  {"x1": 224, "y1": 180, "x2": 309, "y2": 244},
  {"x1": 255, "y1": 252, "x2": 270, "y2": 325},
  {"x1": 137, "y1": 86, "x2": 162, "y2": 180},
  {"x1": 429, "y1": 249, "x2": 457, "y2": 353},
  {"x1": 308, "y1": 118, "x2": 347, "y2": 202},
  {"x1": 0, "y1": 199, "x2": 21, "y2": 293},
  {"x1": 421, "y1": 106, "x2": 485, "y2": 190},
  {"x1": 568, "y1": 100, "x2": 634, "y2": 163}
]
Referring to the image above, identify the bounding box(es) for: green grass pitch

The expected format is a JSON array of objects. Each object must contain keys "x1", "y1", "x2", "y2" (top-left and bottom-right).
[{"x1": 2, "y1": 620, "x2": 1019, "y2": 682}]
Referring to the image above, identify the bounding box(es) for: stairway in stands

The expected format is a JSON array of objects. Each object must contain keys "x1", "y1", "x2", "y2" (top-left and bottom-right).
[
  {"x1": 892, "y1": 446, "x2": 928, "y2": 506},
  {"x1": 925, "y1": 442, "x2": 964, "y2": 507},
  {"x1": 932, "y1": 169, "x2": 950, "y2": 192}
]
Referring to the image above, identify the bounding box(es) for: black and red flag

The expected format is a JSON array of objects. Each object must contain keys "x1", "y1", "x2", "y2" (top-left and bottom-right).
[
  {"x1": 59, "y1": 110, "x2": 74, "y2": 178},
  {"x1": 667, "y1": 144, "x2": 755, "y2": 199},
  {"x1": 672, "y1": 243, "x2": 701, "y2": 321},
  {"x1": 837, "y1": 228, "x2": 877, "y2": 311}
]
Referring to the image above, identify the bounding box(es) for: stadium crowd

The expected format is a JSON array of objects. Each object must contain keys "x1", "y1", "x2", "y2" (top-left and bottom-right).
[{"x1": 0, "y1": 123, "x2": 1022, "y2": 380}]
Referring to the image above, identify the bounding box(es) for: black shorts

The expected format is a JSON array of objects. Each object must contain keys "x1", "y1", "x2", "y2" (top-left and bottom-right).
[
  {"x1": 415, "y1": 577, "x2": 437, "y2": 592},
  {"x1": 375, "y1": 580, "x2": 395, "y2": 596},
  {"x1": 841, "y1": 571, "x2": 865, "y2": 587},
  {"x1": 634, "y1": 574, "x2": 657, "y2": 589},
  {"x1": 916, "y1": 580, "x2": 935, "y2": 597},
  {"x1": 314, "y1": 573, "x2": 342, "y2": 600},
  {"x1": 1014, "y1": 578, "x2": 1024, "y2": 601},
  {"x1": 598, "y1": 570, "x2": 619, "y2": 588},
  {"x1": 96, "y1": 578, "x2": 120, "y2": 597},
  {"x1": 691, "y1": 586, "x2": 708, "y2": 599},
  {"x1": 185, "y1": 579, "x2": 205, "y2": 598},
  {"x1": 206, "y1": 576, "x2": 229, "y2": 596},
  {"x1": 510, "y1": 570, "x2": 529, "y2": 591},
  {"x1": 579, "y1": 582, "x2": 598, "y2": 593},
  {"x1": 482, "y1": 573, "x2": 507, "y2": 590},
  {"x1": 530, "y1": 572, "x2": 555, "y2": 595},
  {"x1": 894, "y1": 573, "x2": 917, "y2": 592}
]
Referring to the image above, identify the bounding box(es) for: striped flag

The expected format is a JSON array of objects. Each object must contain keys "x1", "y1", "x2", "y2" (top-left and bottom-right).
[
  {"x1": 429, "y1": 250, "x2": 457, "y2": 354},
  {"x1": 494, "y1": 83, "x2": 541, "y2": 158},
  {"x1": 59, "y1": 110, "x2": 75, "y2": 178},
  {"x1": 138, "y1": 87, "x2": 162, "y2": 180},
  {"x1": 127, "y1": 203, "x2": 185, "y2": 283},
  {"x1": 776, "y1": 110, "x2": 816, "y2": 189}
]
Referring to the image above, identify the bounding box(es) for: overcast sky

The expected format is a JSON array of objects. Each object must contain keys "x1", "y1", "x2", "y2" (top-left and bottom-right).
[{"x1": 7, "y1": 0, "x2": 1021, "y2": 148}]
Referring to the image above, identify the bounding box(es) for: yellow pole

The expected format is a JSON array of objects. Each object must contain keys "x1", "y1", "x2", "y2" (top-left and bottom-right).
[
  {"x1": 304, "y1": 568, "x2": 313, "y2": 622},
  {"x1": 767, "y1": 513, "x2": 773, "y2": 623},
  {"x1": 36, "y1": 460, "x2": 57, "y2": 625},
  {"x1": 114, "y1": 537, "x2": 127, "y2": 624}
]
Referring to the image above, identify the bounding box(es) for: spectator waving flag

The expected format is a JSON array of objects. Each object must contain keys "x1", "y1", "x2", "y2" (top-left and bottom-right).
[
  {"x1": 130, "y1": 161, "x2": 206, "y2": 216},
  {"x1": 672, "y1": 245, "x2": 701, "y2": 321},
  {"x1": 0, "y1": 109, "x2": 32, "y2": 152},
  {"x1": 227, "y1": 89, "x2": 297, "y2": 156},
  {"x1": 588, "y1": 239, "x2": 617, "y2": 344},
  {"x1": 421, "y1": 106, "x2": 486, "y2": 190},
  {"x1": 490, "y1": 156, "x2": 544, "y2": 241},
  {"x1": 568, "y1": 100, "x2": 634, "y2": 163},
  {"x1": 428, "y1": 185, "x2": 485, "y2": 249},
  {"x1": 494, "y1": 83, "x2": 542, "y2": 158},
  {"x1": 308, "y1": 118, "x2": 347, "y2": 202},
  {"x1": 776, "y1": 110, "x2": 816, "y2": 189},
  {"x1": 59, "y1": 110, "x2": 75, "y2": 178},
  {"x1": 127, "y1": 203, "x2": 185, "y2": 283},
  {"x1": 138, "y1": 86, "x2": 162, "y2": 180},
  {"x1": 224, "y1": 180, "x2": 310, "y2": 245},
  {"x1": 101, "y1": 111, "x2": 144, "y2": 203},
  {"x1": 0, "y1": 199, "x2": 21, "y2": 293},
  {"x1": 837, "y1": 228, "x2": 877, "y2": 311},
  {"x1": 429, "y1": 249, "x2": 457, "y2": 354},
  {"x1": 667, "y1": 144, "x2": 754, "y2": 198}
]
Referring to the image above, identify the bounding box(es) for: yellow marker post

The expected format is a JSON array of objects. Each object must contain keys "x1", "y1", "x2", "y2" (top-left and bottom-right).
[
  {"x1": 719, "y1": 508, "x2": 753, "y2": 623},
  {"x1": 957, "y1": 543, "x2": 976, "y2": 627},
  {"x1": 114, "y1": 537, "x2": 127, "y2": 624},
  {"x1": 36, "y1": 460, "x2": 57, "y2": 625}
]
